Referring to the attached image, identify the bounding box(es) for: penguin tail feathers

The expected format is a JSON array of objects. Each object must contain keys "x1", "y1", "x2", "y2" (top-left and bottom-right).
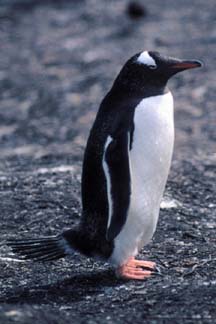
[{"x1": 6, "y1": 235, "x2": 68, "y2": 262}]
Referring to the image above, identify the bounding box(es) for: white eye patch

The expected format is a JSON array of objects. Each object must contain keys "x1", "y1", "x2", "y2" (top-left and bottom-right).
[{"x1": 137, "y1": 51, "x2": 157, "y2": 68}]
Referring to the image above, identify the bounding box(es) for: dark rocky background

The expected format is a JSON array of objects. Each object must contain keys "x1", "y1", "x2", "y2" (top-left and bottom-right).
[{"x1": 0, "y1": 0, "x2": 215, "y2": 323}]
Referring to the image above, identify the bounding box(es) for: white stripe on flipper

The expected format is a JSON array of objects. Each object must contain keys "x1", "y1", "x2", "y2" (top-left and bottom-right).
[
  {"x1": 102, "y1": 135, "x2": 113, "y2": 230},
  {"x1": 137, "y1": 51, "x2": 157, "y2": 67}
]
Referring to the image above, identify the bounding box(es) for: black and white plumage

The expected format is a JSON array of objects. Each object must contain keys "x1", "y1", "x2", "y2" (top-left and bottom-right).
[{"x1": 7, "y1": 51, "x2": 202, "y2": 279}]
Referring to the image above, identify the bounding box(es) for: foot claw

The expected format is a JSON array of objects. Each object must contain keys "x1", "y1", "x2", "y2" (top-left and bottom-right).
[{"x1": 132, "y1": 259, "x2": 156, "y2": 270}]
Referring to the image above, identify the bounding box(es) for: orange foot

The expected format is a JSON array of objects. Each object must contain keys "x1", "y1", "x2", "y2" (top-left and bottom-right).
[{"x1": 116, "y1": 257, "x2": 156, "y2": 280}]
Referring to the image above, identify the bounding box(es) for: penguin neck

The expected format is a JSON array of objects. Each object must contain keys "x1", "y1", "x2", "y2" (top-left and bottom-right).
[
  {"x1": 111, "y1": 76, "x2": 169, "y2": 99},
  {"x1": 111, "y1": 68, "x2": 169, "y2": 98}
]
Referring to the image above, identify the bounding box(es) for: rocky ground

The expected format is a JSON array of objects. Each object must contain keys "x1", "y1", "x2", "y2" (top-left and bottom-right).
[{"x1": 0, "y1": 0, "x2": 215, "y2": 323}]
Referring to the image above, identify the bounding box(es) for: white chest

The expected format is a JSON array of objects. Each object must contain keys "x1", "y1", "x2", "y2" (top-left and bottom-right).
[
  {"x1": 130, "y1": 91, "x2": 174, "y2": 202},
  {"x1": 110, "y1": 92, "x2": 174, "y2": 266}
]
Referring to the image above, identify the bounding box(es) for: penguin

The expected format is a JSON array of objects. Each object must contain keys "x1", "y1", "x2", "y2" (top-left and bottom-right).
[{"x1": 6, "y1": 51, "x2": 202, "y2": 280}]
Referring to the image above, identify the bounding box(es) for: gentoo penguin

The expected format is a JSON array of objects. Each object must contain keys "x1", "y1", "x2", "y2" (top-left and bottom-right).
[{"x1": 7, "y1": 51, "x2": 202, "y2": 280}]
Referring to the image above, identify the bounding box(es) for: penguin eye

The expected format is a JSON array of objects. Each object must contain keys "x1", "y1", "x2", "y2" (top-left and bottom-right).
[{"x1": 149, "y1": 65, "x2": 157, "y2": 70}]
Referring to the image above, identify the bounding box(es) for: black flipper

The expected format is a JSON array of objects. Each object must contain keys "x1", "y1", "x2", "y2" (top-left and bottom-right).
[
  {"x1": 104, "y1": 131, "x2": 131, "y2": 241},
  {"x1": 6, "y1": 236, "x2": 67, "y2": 261}
]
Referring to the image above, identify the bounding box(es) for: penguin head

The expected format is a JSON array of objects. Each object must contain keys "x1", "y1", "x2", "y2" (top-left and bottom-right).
[
  {"x1": 113, "y1": 51, "x2": 202, "y2": 94},
  {"x1": 135, "y1": 50, "x2": 202, "y2": 78}
]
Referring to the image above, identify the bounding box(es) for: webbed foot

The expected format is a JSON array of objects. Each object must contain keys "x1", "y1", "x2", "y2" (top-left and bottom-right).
[{"x1": 115, "y1": 257, "x2": 156, "y2": 280}]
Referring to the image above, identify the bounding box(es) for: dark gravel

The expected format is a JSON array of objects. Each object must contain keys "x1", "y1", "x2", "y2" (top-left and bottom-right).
[{"x1": 0, "y1": 0, "x2": 215, "y2": 323}]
